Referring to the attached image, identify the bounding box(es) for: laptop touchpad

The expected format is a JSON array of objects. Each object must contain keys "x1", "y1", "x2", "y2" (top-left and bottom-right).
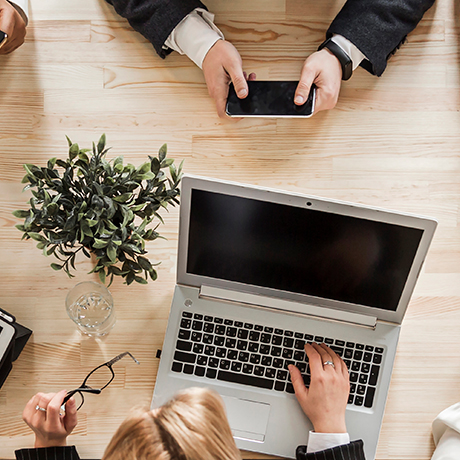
[{"x1": 220, "y1": 395, "x2": 271, "y2": 442}]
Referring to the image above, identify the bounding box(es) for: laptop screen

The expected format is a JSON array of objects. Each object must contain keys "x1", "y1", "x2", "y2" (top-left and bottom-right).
[{"x1": 186, "y1": 189, "x2": 424, "y2": 311}]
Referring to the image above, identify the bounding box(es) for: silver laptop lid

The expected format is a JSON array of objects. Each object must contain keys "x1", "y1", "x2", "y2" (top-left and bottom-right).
[{"x1": 177, "y1": 175, "x2": 437, "y2": 325}]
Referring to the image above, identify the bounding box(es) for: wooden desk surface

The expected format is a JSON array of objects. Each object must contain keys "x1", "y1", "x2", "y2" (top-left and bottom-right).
[{"x1": 1, "y1": 0, "x2": 459, "y2": 458}]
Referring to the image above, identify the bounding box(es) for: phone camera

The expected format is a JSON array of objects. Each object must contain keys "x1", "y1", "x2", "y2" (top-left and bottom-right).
[{"x1": 306, "y1": 202, "x2": 312, "y2": 207}]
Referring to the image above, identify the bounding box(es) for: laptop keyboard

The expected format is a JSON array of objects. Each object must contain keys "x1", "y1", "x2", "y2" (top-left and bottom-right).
[{"x1": 171, "y1": 311, "x2": 384, "y2": 409}]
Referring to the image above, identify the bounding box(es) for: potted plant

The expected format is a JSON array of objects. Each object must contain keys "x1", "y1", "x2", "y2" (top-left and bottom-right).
[{"x1": 13, "y1": 134, "x2": 182, "y2": 286}]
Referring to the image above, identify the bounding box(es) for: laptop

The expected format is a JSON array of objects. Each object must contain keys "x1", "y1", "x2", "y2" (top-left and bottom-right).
[{"x1": 152, "y1": 175, "x2": 437, "y2": 459}]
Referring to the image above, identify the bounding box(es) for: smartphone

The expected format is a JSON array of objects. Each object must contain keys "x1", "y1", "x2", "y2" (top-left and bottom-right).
[
  {"x1": 0, "y1": 31, "x2": 8, "y2": 50},
  {"x1": 226, "y1": 80, "x2": 316, "y2": 118}
]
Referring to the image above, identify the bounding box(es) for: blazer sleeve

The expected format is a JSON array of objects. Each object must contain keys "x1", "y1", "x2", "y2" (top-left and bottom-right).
[
  {"x1": 15, "y1": 446, "x2": 80, "y2": 460},
  {"x1": 105, "y1": 0, "x2": 208, "y2": 58},
  {"x1": 326, "y1": 0, "x2": 436, "y2": 76},
  {"x1": 296, "y1": 440, "x2": 366, "y2": 460}
]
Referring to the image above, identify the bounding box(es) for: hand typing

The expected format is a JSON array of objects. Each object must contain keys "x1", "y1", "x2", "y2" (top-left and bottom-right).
[{"x1": 289, "y1": 343, "x2": 349, "y2": 433}]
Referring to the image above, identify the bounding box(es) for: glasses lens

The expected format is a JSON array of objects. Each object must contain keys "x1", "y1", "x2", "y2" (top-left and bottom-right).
[
  {"x1": 84, "y1": 365, "x2": 113, "y2": 389},
  {"x1": 66, "y1": 391, "x2": 84, "y2": 410}
]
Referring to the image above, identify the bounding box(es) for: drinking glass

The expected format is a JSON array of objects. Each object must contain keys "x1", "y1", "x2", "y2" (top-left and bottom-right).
[{"x1": 66, "y1": 281, "x2": 115, "y2": 336}]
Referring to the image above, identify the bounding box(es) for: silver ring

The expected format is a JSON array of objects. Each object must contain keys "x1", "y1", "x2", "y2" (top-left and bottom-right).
[
  {"x1": 35, "y1": 405, "x2": 47, "y2": 412},
  {"x1": 323, "y1": 361, "x2": 335, "y2": 368}
]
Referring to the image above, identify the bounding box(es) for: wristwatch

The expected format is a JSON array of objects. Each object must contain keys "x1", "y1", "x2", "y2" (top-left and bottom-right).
[{"x1": 318, "y1": 38, "x2": 353, "y2": 81}]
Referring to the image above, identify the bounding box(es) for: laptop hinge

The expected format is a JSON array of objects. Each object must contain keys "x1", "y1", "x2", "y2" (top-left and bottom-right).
[{"x1": 199, "y1": 286, "x2": 377, "y2": 329}]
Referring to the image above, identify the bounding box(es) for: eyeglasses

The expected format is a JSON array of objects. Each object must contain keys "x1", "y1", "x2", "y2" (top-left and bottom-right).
[{"x1": 63, "y1": 352, "x2": 140, "y2": 410}]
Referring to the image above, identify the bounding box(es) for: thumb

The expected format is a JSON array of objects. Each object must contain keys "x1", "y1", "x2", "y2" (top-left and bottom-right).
[
  {"x1": 288, "y1": 364, "x2": 308, "y2": 400},
  {"x1": 64, "y1": 397, "x2": 78, "y2": 433},
  {"x1": 294, "y1": 67, "x2": 316, "y2": 106},
  {"x1": 227, "y1": 66, "x2": 248, "y2": 99}
]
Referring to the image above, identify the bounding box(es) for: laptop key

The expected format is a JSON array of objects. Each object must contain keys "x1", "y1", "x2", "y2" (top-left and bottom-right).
[
  {"x1": 171, "y1": 362, "x2": 182, "y2": 373},
  {"x1": 354, "y1": 350, "x2": 363, "y2": 360},
  {"x1": 350, "y1": 372, "x2": 358, "y2": 383},
  {"x1": 356, "y1": 343, "x2": 364, "y2": 350},
  {"x1": 194, "y1": 366, "x2": 205, "y2": 377},
  {"x1": 249, "y1": 331, "x2": 260, "y2": 341},
  {"x1": 314, "y1": 336, "x2": 324, "y2": 342},
  {"x1": 178, "y1": 329, "x2": 191, "y2": 340},
  {"x1": 248, "y1": 342, "x2": 259, "y2": 353},
  {"x1": 227, "y1": 350, "x2": 238, "y2": 360},
  {"x1": 365, "y1": 345, "x2": 374, "y2": 352},
  {"x1": 203, "y1": 323, "x2": 214, "y2": 333},
  {"x1": 277, "y1": 370, "x2": 288, "y2": 380},
  {"x1": 357, "y1": 385, "x2": 366, "y2": 395},
  {"x1": 193, "y1": 344, "x2": 204, "y2": 354},
  {"x1": 214, "y1": 336, "x2": 225, "y2": 346},
  {"x1": 254, "y1": 365, "x2": 264, "y2": 376},
  {"x1": 302, "y1": 374, "x2": 310, "y2": 386},
  {"x1": 274, "y1": 381, "x2": 285, "y2": 391},
  {"x1": 361, "y1": 363, "x2": 371, "y2": 373},
  {"x1": 294, "y1": 339, "x2": 305, "y2": 350},
  {"x1": 206, "y1": 368, "x2": 217, "y2": 379},
  {"x1": 203, "y1": 334, "x2": 213, "y2": 344},
  {"x1": 238, "y1": 352, "x2": 249, "y2": 362},
  {"x1": 193, "y1": 313, "x2": 203, "y2": 320},
  {"x1": 214, "y1": 318, "x2": 223, "y2": 324},
  {"x1": 216, "y1": 347, "x2": 226, "y2": 358},
  {"x1": 355, "y1": 396, "x2": 364, "y2": 406},
  {"x1": 272, "y1": 335, "x2": 283, "y2": 346},
  {"x1": 215, "y1": 325, "x2": 226, "y2": 335},
  {"x1": 243, "y1": 364, "x2": 254, "y2": 374},
  {"x1": 182, "y1": 311, "x2": 192, "y2": 318},
  {"x1": 244, "y1": 323, "x2": 253, "y2": 329},
  {"x1": 373, "y1": 354, "x2": 382, "y2": 364},
  {"x1": 262, "y1": 356, "x2": 272, "y2": 367},
  {"x1": 286, "y1": 383, "x2": 295, "y2": 394},
  {"x1": 271, "y1": 347, "x2": 282, "y2": 357},
  {"x1": 238, "y1": 329, "x2": 249, "y2": 340},
  {"x1": 284, "y1": 360, "x2": 295, "y2": 370},
  {"x1": 261, "y1": 333, "x2": 271, "y2": 343},
  {"x1": 273, "y1": 358, "x2": 284, "y2": 368},
  {"x1": 283, "y1": 337, "x2": 294, "y2": 348},
  {"x1": 197, "y1": 355, "x2": 208, "y2": 366},
  {"x1": 264, "y1": 327, "x2": 274, "y2": 333},
  {"x1": 331, "y1": 346, "x2": 344, "y2": 357},
  {"x1": 254, "y1": 325, "x2": 263, "y2": 331},
  {"x1": 296, "y1": 362, "x2": 306, "y2": 373},
  {"x1": 176, "y1": 340, "x2": 192, "y2": 352},
  {"x1": 250, "y1": 354, "x2": 261, "y2": 364},
  {"x1": 305, "y1": 334, "x2": 313, "y2": 340},
  {"x1": 375, "y1": 347, "x2": 384, "y2": 354},
  {"x1": 204, "y1": 315, "x2": 213, "y2": 322},
  {"x1": 191, "y1": 332, "x2": 202, "y2": 342},
  {"x1": 220, "y1": 359, "x2": 230, "y2": 370},
  {"x1": 363, "y1": 352, "x2": 372, "y2": 362},
  {"x1": 265, "y1": 368, "x2": 276, "y2": 379},
  {"x1": 183, "y1": 364, "x2": 194, "y2": 374},
  {"x1": 209, "y1": 358, "x2": 219, "y2": 368},
  {"x1": 224, "y1": 319, "x2": 233, "y2": 326},
  {"x1": 217, "y1": 370, "x2": 274, "y2": 390},
  {"x1": 260, "y1": 344, "x2": 270, "y2": 354},
  {"x1": 294, "y1": 350, "x2": 305, "y2": 361},
  {"x1": 180, "y1": 319, "x2": 191, "y2": 329},
  {"x1": 369, "y1": 365, "x2": 380, "y2": 386},
  {"x1": 192, "y1": 320, "x2": 203, "y2": 331},
  {"x1": 226, "y1": 327, "x2": 237, "y2": 337},
  {"x1": 282, "y1": 349, "x2": 293, "y2": 359},
  {"x1": 325, "y1": 338, "x2": 334, "y2": 344},
  {"x1": 294, "y1": 332, "x2": 303, "y2": 339},
  {"x1": 204, "y1": 345, "x2": 215, "y2": 356},
  {"x1": 344, "y1": 359, "x2": 351, "y2": 368},
  {"x1": 364, "y1": 386, "x2": 376, "y2": 408},
  {"x1": 335, "y1": 340, "x2": 345, "y2": 346},
  {"x1": 344, "y1": 349, "x2": 353, "y2": 359},
  {"x1": 348, "y1": 395, "x2": 354, "y2": 404},
  {"x1": 237, "y1": 340, "x2": 248, "y2": 351},
  {"x1": 350, "y1": 383, "x2": 356, "y2": 393},
  {"x1": 225, "y1": 338, "x2": 236, "y2": 348},
  {"x1": 231, "y1": 362, "x2": 242, "y2": 372},
  {"x1": 284, "y1": 330, "x2": 293, "y2": 337},
  {"x1": 352, "y1": 361, "x2": 360, "y2": 371},
  {"x1": 346, "y1": 342, "x2": 355, "y2": 348}
]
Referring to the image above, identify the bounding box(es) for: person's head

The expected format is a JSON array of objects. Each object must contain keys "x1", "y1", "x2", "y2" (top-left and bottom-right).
[{"x1": 102, "y1": 387, "x2": 241, "y2": 460}]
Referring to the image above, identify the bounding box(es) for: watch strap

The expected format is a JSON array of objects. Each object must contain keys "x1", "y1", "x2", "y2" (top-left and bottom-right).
[{"x1": 318, "y1": 38, "x2": 353, "y2": 81}]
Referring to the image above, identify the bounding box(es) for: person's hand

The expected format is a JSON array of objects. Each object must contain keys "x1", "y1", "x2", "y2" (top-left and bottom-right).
[
  {"x1": 202, "y1": 39, "x2": 256, "y2": 118},
  {"x1": 0, "y1": 0, "x2": 26, "y2": 54},
  {"x1": 22, "y1": 390, "x2": 78, "y2": 448},
  {"x1": 289, "y1": 343, "x2": 349, "y2": 433},
  {"x1": 294, "y1": 49, "x2": 343, "y2": 114}
]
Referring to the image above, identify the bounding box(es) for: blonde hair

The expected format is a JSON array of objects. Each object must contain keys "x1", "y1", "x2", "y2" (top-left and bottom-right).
[{"x1": 102, "y1": 387, "x2": 242, "y2": 460}]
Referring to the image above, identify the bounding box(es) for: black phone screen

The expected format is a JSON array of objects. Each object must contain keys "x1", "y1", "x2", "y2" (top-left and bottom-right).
[{"x1": 226, "y1": 81, "x2": 315, "y2": 117}]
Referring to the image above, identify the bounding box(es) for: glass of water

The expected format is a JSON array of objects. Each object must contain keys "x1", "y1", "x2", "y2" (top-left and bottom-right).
[{"x1": 66, "y1": 281, "x2": 116, "y2": 336}]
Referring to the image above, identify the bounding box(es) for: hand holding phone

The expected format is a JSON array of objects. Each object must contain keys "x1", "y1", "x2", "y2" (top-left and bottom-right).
[{"x1": 226, "y1": 81, "x2": 316, "y2": 118}]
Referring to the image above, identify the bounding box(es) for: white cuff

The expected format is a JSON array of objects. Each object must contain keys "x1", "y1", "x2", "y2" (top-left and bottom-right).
[
  {"x1": 306, "y1": 431, "x2": 351, "y2": 453},
  {"x1": 330, "y1": 34, "x2": 366, "y2": 72},
  {"x1": 7, "y1": 0, "x2": 28, "y2": 25},
  {"x1": 431, "y1": 402, "x2": 460, "y2": 459},
  {"x1": 164, "y1": 8, "x2": 224, "y2": 69}
]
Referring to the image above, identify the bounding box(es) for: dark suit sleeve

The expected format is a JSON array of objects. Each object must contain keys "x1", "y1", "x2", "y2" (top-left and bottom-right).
[
  {"x1": 296, "y1": 440, "x2": 366, "y2": 460},
  {"x1": 326, "y1": 0, "x2": 436, "y2": 76},
  {"x1": 105, "y1": 0, "x2": 208, "y2": 58},
  {"x1": 15, "y1": 446, "x2": 80, "y2": 460}
]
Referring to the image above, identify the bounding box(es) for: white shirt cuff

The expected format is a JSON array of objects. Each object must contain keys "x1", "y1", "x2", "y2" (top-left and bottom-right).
[
  {"x1": 164, "y1": 8, "x2": 224, "y2": 69},
  {"x1": 330, "y1": 34, "x2": 366, "y2": 72},
  {"x1": 7, "y1": 0, "x2": 28, "y2": 25},
  {"x1": 431, "y1": 402, "x2": 460, "y2": 459},
  {"x1": 306, "y1": 431, "x2": 351, "y2": 453}
]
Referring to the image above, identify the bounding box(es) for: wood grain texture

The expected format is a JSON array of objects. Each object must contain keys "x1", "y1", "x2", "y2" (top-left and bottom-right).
[{"x1": 0, "y1": 0, "x2": 459, "y2": 459}]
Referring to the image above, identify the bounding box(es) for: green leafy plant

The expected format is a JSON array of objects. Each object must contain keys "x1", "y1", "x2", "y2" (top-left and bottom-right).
[{"x1": 13, "y1": 134, "x2": 183, "y2": 286}]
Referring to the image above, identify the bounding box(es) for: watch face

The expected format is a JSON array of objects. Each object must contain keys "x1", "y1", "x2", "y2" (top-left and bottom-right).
[{"x1": 0, "y1": 31, "x2": 7, "y2": 49}]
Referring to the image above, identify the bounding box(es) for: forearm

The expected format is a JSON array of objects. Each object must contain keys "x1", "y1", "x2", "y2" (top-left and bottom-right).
[
  {"x1": 327, "y1": 0, "x2": 436, "y2": 76},
  {"x1": 105, "y1": 0, "x2": 207, "y2": 58},
  {"x1": 7, "y1": 0, "x2": 28, "y2": 24}
]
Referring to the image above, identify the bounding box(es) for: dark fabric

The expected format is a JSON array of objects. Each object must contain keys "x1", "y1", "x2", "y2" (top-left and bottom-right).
[
  {"x1": 327, "y1": 0, "x2": 436, "y2": 76},
  {"x1": 105, "y1": 0, "x2": 207, "y2": 58},
  {"x1": 15, "y1": 446, "x2": 80, "y2": 460},
  {"x1": 296, "y1": 440, "x2": 366, "y2": 460}
]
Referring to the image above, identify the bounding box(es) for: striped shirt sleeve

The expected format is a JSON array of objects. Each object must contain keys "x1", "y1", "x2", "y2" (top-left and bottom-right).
[
  {"x1": 15, "y1": 446, "x2": 80, "y2": 460},
  {"x1": 296, "y1": 440, "x2": 366, "y2": 460}
]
